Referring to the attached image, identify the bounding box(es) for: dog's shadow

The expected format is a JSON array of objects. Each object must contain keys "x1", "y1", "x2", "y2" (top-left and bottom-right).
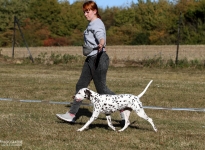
[{"x1": 56, "y1": 106, "x2": 148, "y2": 131}]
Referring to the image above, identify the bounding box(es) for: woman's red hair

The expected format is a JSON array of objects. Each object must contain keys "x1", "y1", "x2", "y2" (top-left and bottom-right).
[{"x1": 83, "y1": 1, "x2": 101, "y2": 19}]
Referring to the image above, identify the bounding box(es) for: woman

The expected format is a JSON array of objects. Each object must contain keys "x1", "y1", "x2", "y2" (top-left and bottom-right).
[{"x1": 56, "y1": 1, "x2": 125, "y2": 123}]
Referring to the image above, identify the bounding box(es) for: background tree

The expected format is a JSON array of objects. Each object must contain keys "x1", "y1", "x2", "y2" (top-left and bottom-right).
[
  {"x1": 0, "y1": 0, "x2": 205, "y2": 47},
  {"x1": 181, "y1": 0, "x2": 205, "y2": 44},
  {"x1": 0, "y1": 0, "x2": 30, "y2": 46},
  {"x1": 29, "y1": 0, "x2": 61, "y2": 36},
  {"x1": 63, "y1": 1, "x2": 87, "y2": 45}
]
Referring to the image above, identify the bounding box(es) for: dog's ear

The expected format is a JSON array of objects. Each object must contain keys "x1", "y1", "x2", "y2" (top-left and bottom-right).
[{"x1": 85, "y1": 89, "x2": 91, "y2": 99}]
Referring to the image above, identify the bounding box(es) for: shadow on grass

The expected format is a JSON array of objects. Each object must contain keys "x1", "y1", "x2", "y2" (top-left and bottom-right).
[{"x1": 56, "y1": 106, "x2": 151, "y2": 131}]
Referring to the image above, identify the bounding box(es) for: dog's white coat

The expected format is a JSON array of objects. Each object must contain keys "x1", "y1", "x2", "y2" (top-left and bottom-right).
[{"x1": 75, "y1": 80, "x2": 157, "y2": 132}]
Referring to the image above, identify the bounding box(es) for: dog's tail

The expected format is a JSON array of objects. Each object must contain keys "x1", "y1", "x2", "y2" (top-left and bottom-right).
[{"x1": 137, "y1": 80, "x2": 153, "y2": 98}]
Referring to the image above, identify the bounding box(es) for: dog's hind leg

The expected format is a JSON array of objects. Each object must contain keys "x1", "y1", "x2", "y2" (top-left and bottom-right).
[
  {"x1": 118, "y1": 110, "x2": 131, "y2": 132},
  {"x1": 106, "y1": 115, "x2": 116, "y2": 131},
  {"x1": 135, "y1": 109, "x2": 157, "y2": 132}
]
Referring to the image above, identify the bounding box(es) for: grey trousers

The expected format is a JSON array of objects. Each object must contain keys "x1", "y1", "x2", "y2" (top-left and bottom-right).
[{"x1": 69, "y1": 52, "x2": 115, "y2": 114}]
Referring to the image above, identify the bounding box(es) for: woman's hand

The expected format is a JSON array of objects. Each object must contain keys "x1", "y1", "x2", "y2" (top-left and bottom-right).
[
  {"x1": 98, "y1": 43, "x2": 103, "y2": 51},
  {"x1": 98, "y1": 39, "x2": 105, "y2": 51}
]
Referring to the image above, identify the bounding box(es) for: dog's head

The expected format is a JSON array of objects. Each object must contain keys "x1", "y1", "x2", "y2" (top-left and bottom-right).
[{"x1": 75, "y1": 88, "x2": 92, "y2": 102}]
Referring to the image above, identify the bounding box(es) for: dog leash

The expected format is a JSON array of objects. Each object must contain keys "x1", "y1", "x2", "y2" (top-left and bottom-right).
[
  {"x1": 85, "y1": 46, "x2": 104, "y2": 69},
  {"x1": 94, "y1": 50, "x2": 103, "y2": 69}
]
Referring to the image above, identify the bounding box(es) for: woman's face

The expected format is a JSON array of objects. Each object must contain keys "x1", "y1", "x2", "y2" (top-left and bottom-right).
[{"x1": 84, "y1": 9, "x2": 97, "y2": 22}]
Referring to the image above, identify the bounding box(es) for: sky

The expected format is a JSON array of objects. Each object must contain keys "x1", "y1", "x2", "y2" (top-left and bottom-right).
[{"x1": 69, "y1": 0, "x2": 135, "y2": 8}]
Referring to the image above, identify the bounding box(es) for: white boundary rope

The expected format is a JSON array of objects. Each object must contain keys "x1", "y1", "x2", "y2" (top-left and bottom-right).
[{"x1": 0, "y1": 98, "x2": 205, "y2": 112}]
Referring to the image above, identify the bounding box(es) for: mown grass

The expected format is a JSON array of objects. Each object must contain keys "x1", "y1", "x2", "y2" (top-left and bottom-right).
[{"x1": 0, "y1": 54, "x2": 205, "y2": 150}]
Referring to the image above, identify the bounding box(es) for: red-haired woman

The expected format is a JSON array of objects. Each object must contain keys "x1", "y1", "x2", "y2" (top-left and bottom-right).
[{"x1": 56, "y1": 1, "x2": 125, "y2": 124}]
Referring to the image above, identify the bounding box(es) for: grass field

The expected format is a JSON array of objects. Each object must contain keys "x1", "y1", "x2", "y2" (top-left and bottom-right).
[{"x1": 0, "y1": 47, "x2": 205, "y2": 149}]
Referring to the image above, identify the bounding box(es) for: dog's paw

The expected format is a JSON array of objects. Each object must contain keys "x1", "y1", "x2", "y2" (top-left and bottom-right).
[
  {"x1": 118, "y1": 129, "x2": 125, "y2": 132},
  {"x1": 108, "y1": 126, "x2": 115, "y2": 131},
  {"x1": 111, "y1": 127, "x2": 116, "y2": 131},
  {"x1": 77, "y1": 128, "x2": 84, "y2": 132}
]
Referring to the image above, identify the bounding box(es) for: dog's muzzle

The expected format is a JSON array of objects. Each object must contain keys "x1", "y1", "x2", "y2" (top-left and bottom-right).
[{"x1": 75, "y1": 98, "x2": 82, "y2": 102}]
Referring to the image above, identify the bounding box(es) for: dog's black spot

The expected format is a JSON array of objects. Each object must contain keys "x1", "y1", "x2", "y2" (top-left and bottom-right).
[{"x1": 85, "y1": 89, "x2": 92, "y2": 99}]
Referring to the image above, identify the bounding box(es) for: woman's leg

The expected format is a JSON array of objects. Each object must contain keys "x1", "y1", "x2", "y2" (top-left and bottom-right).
[
  {"x1": 69, "y1": 60, "x2": 92, "y2": 114},
  {"x1": 91, "y1": 52, "x2": 115, "y2": 94},
  {"x1": 56, "y1": 59, "x2": 92, "y2": 122}
]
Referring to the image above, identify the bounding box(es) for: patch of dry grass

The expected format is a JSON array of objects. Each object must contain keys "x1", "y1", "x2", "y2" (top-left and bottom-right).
[
  {"x1": 0, "y1": 60, "x2": 205, "y2": 149},
  {"x1": 1, "y1": 45, "x2": 205, "y2": 62}
]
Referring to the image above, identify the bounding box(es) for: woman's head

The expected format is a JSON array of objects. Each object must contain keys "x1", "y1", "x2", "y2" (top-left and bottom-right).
[{"x1": 83, "y1": 1, "x2": 101, "y2": 21}]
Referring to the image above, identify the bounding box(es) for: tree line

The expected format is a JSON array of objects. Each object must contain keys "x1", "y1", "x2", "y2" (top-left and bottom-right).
[{"x1": 0, "y1": 0, "x2": 205, "y2": 47}]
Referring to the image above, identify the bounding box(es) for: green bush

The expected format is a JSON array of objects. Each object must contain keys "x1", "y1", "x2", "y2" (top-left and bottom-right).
[
  {"x1": 0, "y1": 52, "x2": 204, "y2": 70},
  {"x1": 123, "y1": 56, "x2": 204, "y2": 69},
  {"x1": 35, "y1": 52, "x2": 48, "y2": 64},
  {"x1": 166, "y1": 59, "x2": 176, "y2": 68},
  {"x1": 50, "y1": 53, "x2": 62, "y2": 64}
]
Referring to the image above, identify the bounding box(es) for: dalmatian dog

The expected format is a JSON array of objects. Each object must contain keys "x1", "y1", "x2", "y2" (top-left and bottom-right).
[{"x1": 75, "y1": 80, "x2": 157, "y2": 132}]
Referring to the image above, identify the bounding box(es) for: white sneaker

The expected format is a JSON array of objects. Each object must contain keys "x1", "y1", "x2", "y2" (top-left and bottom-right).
[{"x1": 56, "y1": 112, "x2": 75, "y2": 122}]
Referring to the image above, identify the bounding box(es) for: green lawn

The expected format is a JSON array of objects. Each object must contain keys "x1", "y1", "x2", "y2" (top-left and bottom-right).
[{"x1": 0, "y1": 62, "x2": 205, "y2": 150}]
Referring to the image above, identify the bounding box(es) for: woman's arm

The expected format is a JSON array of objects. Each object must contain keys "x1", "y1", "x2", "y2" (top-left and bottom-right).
[{"x1": 98, "y1": 38, "x2": 105, "y2": 51}]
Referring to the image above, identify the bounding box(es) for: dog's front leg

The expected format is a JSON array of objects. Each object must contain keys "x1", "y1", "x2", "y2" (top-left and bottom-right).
[
  {"x1": 77, "y1": 111, "x2": 100, "y2": 132},
  {"x1": 106, "y1": 115, "x2": 115, "y2": 131}
]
